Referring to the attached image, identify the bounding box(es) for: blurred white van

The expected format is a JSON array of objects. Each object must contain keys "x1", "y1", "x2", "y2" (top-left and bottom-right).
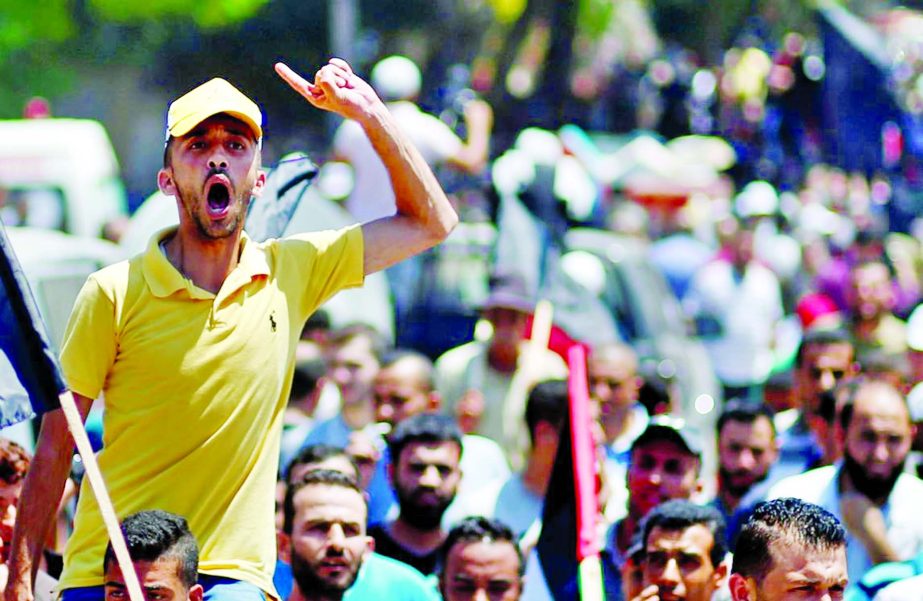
[{"x1": 0, "y1": 118, "x2": 128, "y2": 238}]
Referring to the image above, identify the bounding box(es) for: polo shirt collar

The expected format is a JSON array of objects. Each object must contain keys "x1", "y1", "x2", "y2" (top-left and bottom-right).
[{"x1": 142, "y1": 227, "x2": 271, "y2": 299}]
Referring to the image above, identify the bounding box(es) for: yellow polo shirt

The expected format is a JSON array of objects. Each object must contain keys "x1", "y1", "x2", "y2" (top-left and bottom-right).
[{"x1": 58, "y1": 225, "x2": 364, "y2": 596}]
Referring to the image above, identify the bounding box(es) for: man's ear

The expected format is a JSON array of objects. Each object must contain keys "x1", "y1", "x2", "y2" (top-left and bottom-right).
[
  {"x1": 188, "y1": 583, "x2": 205, "y2": 601},
  {"x1": 250, "y1": 170, "x2": 267, "y2": 198},
  {"x1": 713, "y1": 561, "x2": 728, "y2": 588},
  {"x1": 277, "y1": 530, "x2": 291, "y2": 563},
  {"x1": 157, "y1": 168, "x2": 176, "y2": 196},
  {"x1": 727, "y1": 573, "x2": 754, "y2": 601}
]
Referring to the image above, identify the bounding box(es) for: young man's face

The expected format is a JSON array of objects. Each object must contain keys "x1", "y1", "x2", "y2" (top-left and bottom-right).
[
  {"x1": 373, "y1": 360, "x2": 432, "y2": 426},
  {"x1": 158, "y1": 114, "x2": 265, "y2": 241},
  {"x1": 718, "y1": 417, "x2": 777, "y2": 501},
  {"x1": 628, "y1": 441, "x2": 700, "y2": 518},
  {"x1": 643, "y1": 524, "x2": 725, "y2": 601},
  {"x1": 440, "y1": 539, "x2": 522, "y2": 601},
  {"x1": 327, "y1": 336, "x2": 380, "y2": 408},
  {"x1": 730, "y1": 539, "x2": 847, "y2": 601},
  {"x1": 0, "y1": 479, "x2": 22, "y2": 560},
  {"x1": 795, "y1": 343, "x2": 854, "y2": 415},
  {"x1": 588, "y1": 349, "x2": 641, "y2": 417},
  {"x1": 392, "y1": 441, "x2": 462, "y2": 530},
  {"x1": 289, "y1": 484, "x2": 372, "y2": 599},
  {"x1": 104, "y1": 556, "x2": 202, "y2": 601}
]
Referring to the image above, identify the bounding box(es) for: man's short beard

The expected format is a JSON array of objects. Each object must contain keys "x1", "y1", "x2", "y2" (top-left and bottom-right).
[
  {"x1": 175, "y1": 182, "x2": 249, "y2": 240},
  {"x1": 719, "y1": 466, "x2": 766, "y2": 501},
  {"x1": 290, "y1": 550, "x2": 362, "y2": 601},
  {"x1": 395, "y1": 486, "x2": 454, "y2": 530},
  {"x1": 843, "y1": 448, "x2": 904, "y2": 501}
]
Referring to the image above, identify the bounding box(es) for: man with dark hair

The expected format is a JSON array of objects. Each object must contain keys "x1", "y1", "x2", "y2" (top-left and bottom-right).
[
  {"x1": 285, "y1": 444, "x2": 359, "y2": 486},
  {"x1": 281, "y1": 469, "x2": 439, "y2": 601},
  {"x1": 728, "y1": 498, "x2": 848, "y2": 600},
  {"x1": 369, "y1": 413, "x2": 463, "y2": 574},
  {"x1": 281, "y1": 470, "x2": 372, "y2": 601},
  {"x1": 769, "y1": 379, "x2": 923, "y2": 583},
  {"x1": 438, "y1": 517, "x2": 523, "y2": 601},
  {"x1": 778, "y1": 327, "x2": 857, "y2": 473},
  {"x1": 632, "y1": 500, "x2": 727, "y2": 601},
  {"x1": 103, "y1": 510, "x2": 202, "y2": 601},
  {"x1": 446, "y1": 380, "x2": 568, "y2": 536},
  {"x1": 713, "y1": 400, "x2": 778, "y2": 523}
]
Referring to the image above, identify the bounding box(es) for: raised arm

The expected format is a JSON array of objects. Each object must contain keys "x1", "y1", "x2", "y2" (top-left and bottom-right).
[
  {"x1": 275, "y1": 59, "x2": 458, "y2": 275},
  {"x1": 4, "y1": 395, "x2": 92, "y2": 601}
]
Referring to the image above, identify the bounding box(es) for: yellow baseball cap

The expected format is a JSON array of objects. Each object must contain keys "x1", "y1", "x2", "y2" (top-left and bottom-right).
[{"x1": 166, "y1": 78, "x2": 262, "y2": 142}]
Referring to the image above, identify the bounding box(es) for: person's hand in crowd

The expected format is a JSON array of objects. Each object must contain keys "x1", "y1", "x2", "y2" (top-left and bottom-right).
[
  {"x1": 462, "y1": 99, "x2": 493, "y2": 132},
  {"x1": 456, "y1": 389, "x2": 485, "y2": 434},
  {"x1": 275, "y1": 58, "x2": 383, "y2": 124},
  {"x1": 630, "y1": 584, "x2": 664, "y2": 601},
  {"x1": 840, "y1": 491, "x2": 898, "y2": 564}
]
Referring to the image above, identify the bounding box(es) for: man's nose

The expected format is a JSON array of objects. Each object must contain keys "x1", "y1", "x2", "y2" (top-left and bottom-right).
[
  {"x1": 327, "y1": 524, "x2": 347, "y2": 549},
  {"x1": 659, "y1": 557, "x2": 682, "y2": 586},
  {"x1": 819, "y1": 369, "x2": 836, "y2": 391},
  {"x1": 419, "y1": 465, "x2": 442, "y2": 487},
  {"x1": 208, "y1": 151, "x2": 229, "y2": 170}
]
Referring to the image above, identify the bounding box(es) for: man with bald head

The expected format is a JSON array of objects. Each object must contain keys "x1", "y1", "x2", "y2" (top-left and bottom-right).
[
  {"x1": 769, "y1": 378, "x2": 923, "y2": 583},
  {"x1": 589, "y1": 342, "x2": 648, "y2": 469},
  {"x1": 365, "y1": 350, "x2": 509, "y2": 526}
]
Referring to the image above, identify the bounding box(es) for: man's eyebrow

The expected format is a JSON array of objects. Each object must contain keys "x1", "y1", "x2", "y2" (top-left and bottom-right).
[{"x1": 104, "y1": 581, "x2": 126, "y2": 588}]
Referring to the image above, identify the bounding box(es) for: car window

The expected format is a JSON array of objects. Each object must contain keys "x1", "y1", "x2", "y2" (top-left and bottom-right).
[{"x1": 1, "y1": 187, "x2": 67, "y2": 232}]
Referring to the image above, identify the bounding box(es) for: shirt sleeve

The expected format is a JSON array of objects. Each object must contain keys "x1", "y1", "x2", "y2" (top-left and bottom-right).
[
  {"x1": 276, "y1": 225, "x2": 365, "y2": 323},
  {"x1": 60, "y1": 275, "x2": 118, "y2": 400}
]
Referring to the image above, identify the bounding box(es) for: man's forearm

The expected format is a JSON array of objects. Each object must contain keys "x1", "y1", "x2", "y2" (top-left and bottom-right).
[
  {"x1": 360, "y1": 103, "x2": 457, "y2": 240},
  {"x1": 6, "y1": 409, "x2": 79, "y2": 595}
]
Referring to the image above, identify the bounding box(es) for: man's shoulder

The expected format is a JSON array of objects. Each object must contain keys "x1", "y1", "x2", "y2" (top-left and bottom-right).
[
  {"x1": 349, "y1": 553, "x2": 438, "y2": 600},
  {"x1": 767, "y1": 464, "x2": 838, "y2": 501},
  {"x1": 892, "y1": 472, "x2": 923, "y2": 502},
  {"x1": 434, "y1": 341, "x2": 485, "y2": 370}
]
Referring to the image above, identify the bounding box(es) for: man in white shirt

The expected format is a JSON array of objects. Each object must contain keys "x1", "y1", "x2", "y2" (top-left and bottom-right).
[{"x1": 768, "y1": 379, "x2": 923, "y2": 584}]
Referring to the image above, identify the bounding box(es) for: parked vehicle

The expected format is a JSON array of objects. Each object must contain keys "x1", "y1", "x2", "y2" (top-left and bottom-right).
[{"x1": 0, "y1": 118, "x2": 128, "y2": 239}]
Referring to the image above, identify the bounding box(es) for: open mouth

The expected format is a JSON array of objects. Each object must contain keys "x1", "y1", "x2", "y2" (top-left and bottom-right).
[{"x1": 205, "y1": 177, "x2": 232, "y2": 218}]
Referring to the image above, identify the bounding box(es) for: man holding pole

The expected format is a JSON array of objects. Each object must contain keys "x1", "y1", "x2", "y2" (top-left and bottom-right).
[{"x1": 5, "y1": 58, "x2": 458, "y2": 601}]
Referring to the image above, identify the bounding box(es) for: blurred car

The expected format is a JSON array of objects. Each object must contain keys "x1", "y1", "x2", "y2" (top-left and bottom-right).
[
  {"x1": 8, "y1": 227, "x2": 124, "y2": 351},
  {"x1": 0, "y1": 119, "x2": 128, "y2": 238}
]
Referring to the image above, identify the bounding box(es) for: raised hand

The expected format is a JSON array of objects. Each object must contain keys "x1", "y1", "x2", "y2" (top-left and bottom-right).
[{"x1": 275, "y1": 59, "x2": 382, "y2": 122}]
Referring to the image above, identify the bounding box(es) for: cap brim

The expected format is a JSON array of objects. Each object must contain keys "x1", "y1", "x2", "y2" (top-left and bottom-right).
[{"x1": 632, "y1": 424, "x2": 701, "y2": 456}]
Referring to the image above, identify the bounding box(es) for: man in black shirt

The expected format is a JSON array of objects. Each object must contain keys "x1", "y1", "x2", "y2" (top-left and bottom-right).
[{"x1": 368, "y1": 413, "x2": 462, "y2": 575}]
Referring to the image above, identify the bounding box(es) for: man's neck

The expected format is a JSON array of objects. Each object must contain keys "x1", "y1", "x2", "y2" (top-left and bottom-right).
[
  {"x1": 341, "y1": 399, "x2": 373, "y2": 430},
  {"x1": 164, "y1": 226, "x2": 242, "y2": 294},
  {"x1": 602, "y1": 404, "x2": 637, "y2": 445},
  {"x1": 521, "y1": 453, "x2": 552, "y2": 496},
  {"x1": 487, "y1": 342, "x2": 519, "y2": 374},
  {"x1": 388, "y1": 517, "x2": 446, "y2": 555},
  {"x1": 290, "y1": 584, "x2": 343, "y2": 601}
]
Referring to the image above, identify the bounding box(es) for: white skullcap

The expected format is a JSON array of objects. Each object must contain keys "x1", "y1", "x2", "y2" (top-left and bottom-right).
[
  {"x1": 370, "y1": 55, "x2": 422, "y2": 101},
  {"x1": 735, "y1": 180, "x2": 779, "y2": 218}
]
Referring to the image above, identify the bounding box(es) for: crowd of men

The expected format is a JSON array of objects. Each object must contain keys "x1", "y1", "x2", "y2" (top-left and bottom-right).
[{"x1": 2, "y1": 46, "x2": 923, "y2": 601}]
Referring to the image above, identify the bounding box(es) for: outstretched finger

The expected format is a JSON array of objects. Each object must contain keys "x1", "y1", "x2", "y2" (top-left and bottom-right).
[{"x1": 275, "y1": 62, "x2": 321, "y2": 100}]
